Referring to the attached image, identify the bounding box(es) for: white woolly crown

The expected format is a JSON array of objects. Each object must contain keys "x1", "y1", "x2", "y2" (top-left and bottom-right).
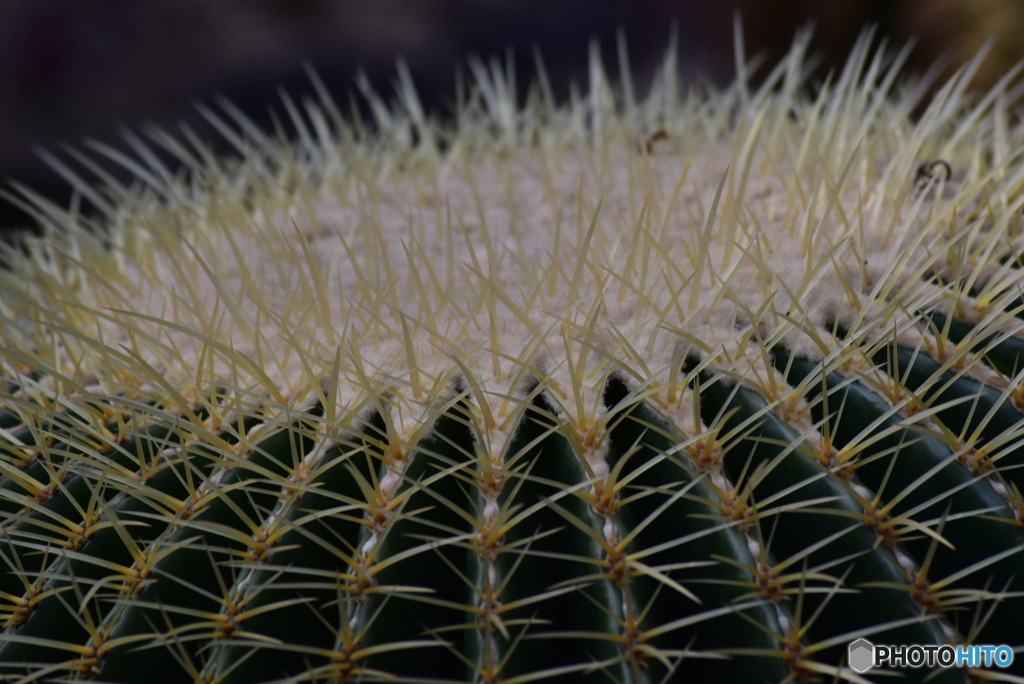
[{"x1": 3, "y1": 30, "x2": 1024, "y2": 446}]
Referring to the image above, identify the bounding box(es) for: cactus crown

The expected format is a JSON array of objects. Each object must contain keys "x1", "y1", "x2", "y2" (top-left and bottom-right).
[{"x1": 2, "y1": 29, "x2": 1024, "y2": 682}]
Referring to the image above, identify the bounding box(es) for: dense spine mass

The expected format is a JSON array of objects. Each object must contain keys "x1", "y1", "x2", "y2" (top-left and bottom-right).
[{"x1": 2, "y1": 31, "x2": 1024, "y2": 682}]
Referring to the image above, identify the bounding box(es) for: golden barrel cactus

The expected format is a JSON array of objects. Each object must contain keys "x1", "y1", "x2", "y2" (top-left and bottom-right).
[{"x1": 1, "y1": 31, "x2": 1023, "y2": 682}]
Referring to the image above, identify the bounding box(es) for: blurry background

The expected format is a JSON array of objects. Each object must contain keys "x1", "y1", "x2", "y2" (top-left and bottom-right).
[{"x1": 2, "y1": 0, "x2": 1022, "y2": 233}]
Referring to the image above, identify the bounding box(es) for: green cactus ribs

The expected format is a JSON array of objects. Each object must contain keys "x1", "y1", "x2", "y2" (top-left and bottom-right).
[{"x1": 3, "y1": 307, "x2": 1024, "y2": 681}]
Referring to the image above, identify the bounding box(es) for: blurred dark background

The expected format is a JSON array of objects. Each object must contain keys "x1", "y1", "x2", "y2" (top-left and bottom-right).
[{"x1": 2, "y1": 0, "x2": 1023, "y2": 234}]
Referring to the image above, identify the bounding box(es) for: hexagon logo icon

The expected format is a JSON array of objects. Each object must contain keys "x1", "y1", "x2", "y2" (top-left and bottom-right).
[{"x1": 848, "y1": 638, "x2": 875, "y2": 673}]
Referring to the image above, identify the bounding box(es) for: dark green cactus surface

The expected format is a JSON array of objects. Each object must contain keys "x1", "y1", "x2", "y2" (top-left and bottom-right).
[
  {"x1": 3, "y1": 31, "x2": 1024, "y2": 684},
  {"x1": 2, "y1": 334, "x2": 1024, "y2": 681}
]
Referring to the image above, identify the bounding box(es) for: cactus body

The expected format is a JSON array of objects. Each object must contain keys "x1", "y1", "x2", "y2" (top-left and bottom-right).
[{"x1": 2, "y1": 32, "x2": 1024, "y2": 682}]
